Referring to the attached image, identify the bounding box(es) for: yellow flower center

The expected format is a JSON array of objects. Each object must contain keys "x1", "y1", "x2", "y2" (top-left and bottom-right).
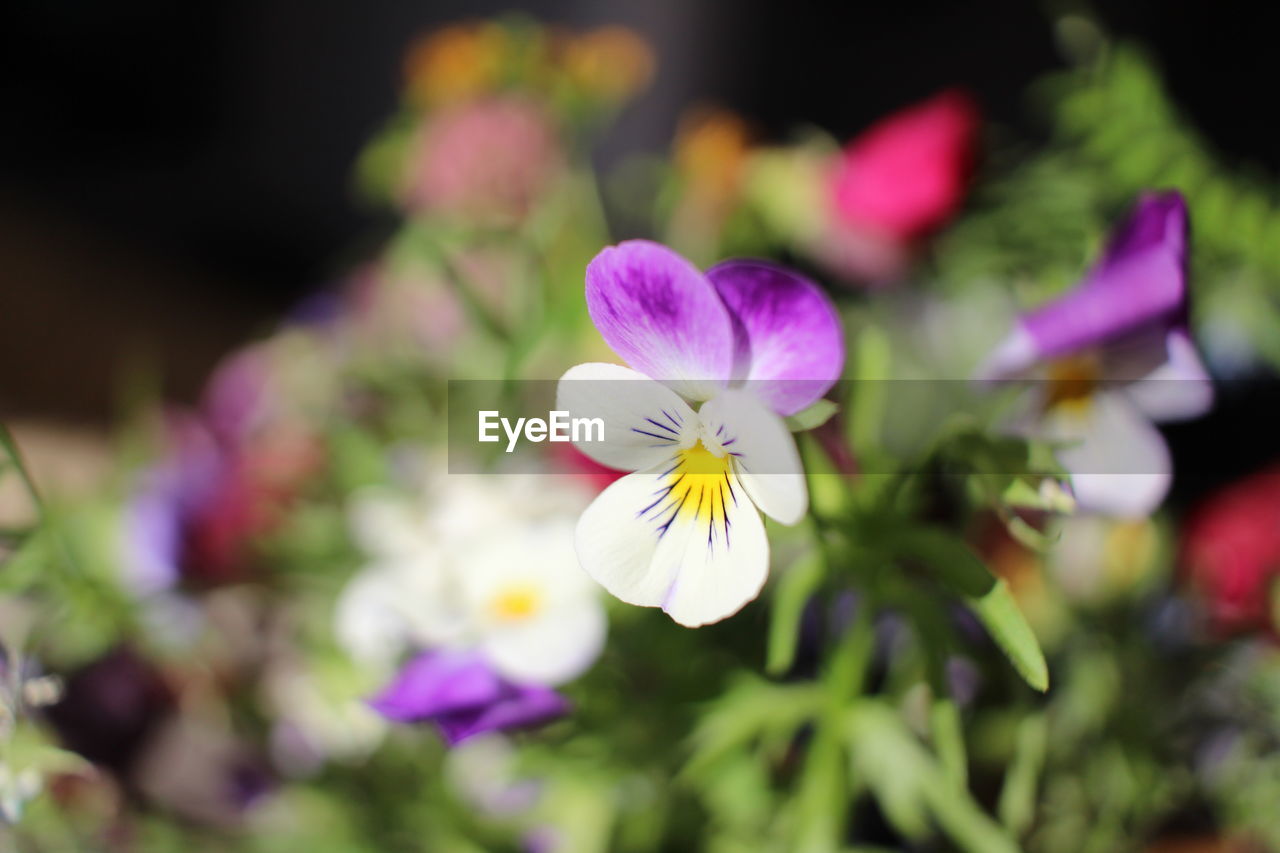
[
  {"x1": 488, "y1": 583, "x2": 543, "y2": 624},
  {"x1": 669, "y1": 440, "x2": 735, "y2": 526},
  {"x1": 1045, "y1": 354, "x2": 1101, "y2": 415}
]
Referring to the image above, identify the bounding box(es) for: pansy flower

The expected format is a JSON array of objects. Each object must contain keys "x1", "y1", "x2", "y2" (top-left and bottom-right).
[
  {"x1": 336, "y1": 472, "x2": 606, "y2": 743},
  {"x1": 977, "y1": 191, "x2": 1212, "y2": 517},
  {"x1": 367, "y1": 650, "x2": 569, "y2": 746},
  {"x1": 557, "y1": 241, "x2": 844, "y2": 627}
]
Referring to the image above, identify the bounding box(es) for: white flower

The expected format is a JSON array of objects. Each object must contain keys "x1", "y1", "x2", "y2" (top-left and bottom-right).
[{"x1": 335, "y1": 467, "x2": 606, "y2": 687}]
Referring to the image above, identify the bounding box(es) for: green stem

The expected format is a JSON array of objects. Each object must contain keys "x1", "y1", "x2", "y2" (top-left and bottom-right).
[
  {"x1": 795, "y1": 590, "x2": 877, "y2": 853},
  {"x1": 0, "y1": 424, "x2": 43, "y2": 516}
]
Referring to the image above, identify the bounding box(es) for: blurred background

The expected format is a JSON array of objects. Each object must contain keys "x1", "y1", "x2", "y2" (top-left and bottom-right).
[
  {"x1": 7, "y1": 4, "x2": 1280, "y2": 850},
  {"x1": 6, "y1": 0, "x2": 1277, "y2": 419}
]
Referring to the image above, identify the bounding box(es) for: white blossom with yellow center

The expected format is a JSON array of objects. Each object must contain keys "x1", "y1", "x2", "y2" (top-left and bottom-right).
[{"x1": 335, "y1": 471, "x2": 606, "y2": 687}]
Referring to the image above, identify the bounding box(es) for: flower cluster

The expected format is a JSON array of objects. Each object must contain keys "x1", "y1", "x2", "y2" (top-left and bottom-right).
[
  {"x1": 11, "y1": 13, "x2": 1280, "y2": 853},
  {"x1": 337, "y1": 472, "x2": 605, "y2": 742}
]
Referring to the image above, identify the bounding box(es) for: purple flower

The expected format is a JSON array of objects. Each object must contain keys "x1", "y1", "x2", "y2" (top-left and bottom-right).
[
  {"x1": 121, "y1": 416, "x2": 223, "y2": 594},
  {"x1": 557, "y1": 242, "x2": 844, "y2": 626},
  {"x1": 978, "y1": 191, "x2": 1212, "y2": 517},
  {"x1": 367, "y1": 650, "x2": 569, "y2": 746}
]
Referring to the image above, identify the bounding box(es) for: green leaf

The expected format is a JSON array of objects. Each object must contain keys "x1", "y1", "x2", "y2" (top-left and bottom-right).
[
  {"x1": 848, "y1": 325, "x2": 891, "y2": 451},
  {"x1": 845, "y1": 702, "x2": 1023, "y2": 853},
  {"x1": 997, "y1": 713, "x2": 1047, "y2": 837},
  {"x1": 766, "y1": 553, "x2": 825, "y2": 676},
  {"x1": 968, "y1": 580, "x2": 1049, "y2": 692},
  {"x1": 890, "y1": 527, "x2": 994, "y2": 599},
  {"x1": 683, "y1": 678, "x2": 824, "y2": 782},
  {"x1": 891, "y1": 527, "x2": 1048, "y2": 692},
  {"x1": 1001, "y1": 477, "x2": 1075, "y2": 514},
  {"x1": 930, "y1": 698, "x2": 968, "y2": 790},
  {"x1": 785, "y1": 399, "x2": 838, "y2": 433}
]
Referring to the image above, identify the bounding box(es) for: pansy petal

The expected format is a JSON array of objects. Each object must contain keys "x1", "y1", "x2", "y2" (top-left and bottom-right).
[
  {"x1": 980, "y1": 192, "x2": 1188, "y2": 377},
  {"x1": 574, "y1": 469, "x2": 680, "y2": 608},
  {"x1": 347, "y1": 487, "x2": 426, "y2": 558},
  {"x1": 576, "y1": 454, "x2": 770, "y2": 627},
  {"x1": 367, "y1": 650, "x2": 503, "y2": 723},
  {"x1": 461, "y1": 522, "x2": 606, "y2": 686},
  {"x1": 1096, "y1": 191, "x2": 1187, "y2": 275},
  {"x1": 699, "y1": 390, "x2": 807, "y2": 524},
  {"x1": 706, "y1": 260, "x2": 845, "y2": 415},
  {"x1": 122, "y1": 488, "x2": 183, "y2": 595},
  {"x1": 333, "y1": 568, "x2": 413, "y2": 668},
  {"x1": 585, "y1": 241, "x2": 734, "y2": 400},
  {"x1": 482, "y1": 600, "x2": 607, "y2": 686},
  {"x1": 434, "y1": 684, "x2": 569, "y2": 745},
  {"x1": 1120, "y1": 327, "x2": 1213, "y2": 422},
  {"x1": 659, "y1": 493, "x2": 769, "y2": 627},
  {"x1": 557, "y1": 363, "x2": 697, "y2": 472},
  {"x1": 1049, "y1": 392, "x2": 1172, "y2": 518}
]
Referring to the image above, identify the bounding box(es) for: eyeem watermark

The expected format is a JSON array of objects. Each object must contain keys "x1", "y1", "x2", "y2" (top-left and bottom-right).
[{"x1": 478, "y1": 410, "x2": 604, "y2": 453}]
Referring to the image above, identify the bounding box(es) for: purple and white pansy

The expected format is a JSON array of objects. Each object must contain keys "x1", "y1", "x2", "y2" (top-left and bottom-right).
[
  {"x1": 558, "y1": 240, "x2": 844, "y2": 627},
  {"x1": 977, "y1": 191, "x2": 1212, "y2": 518}
]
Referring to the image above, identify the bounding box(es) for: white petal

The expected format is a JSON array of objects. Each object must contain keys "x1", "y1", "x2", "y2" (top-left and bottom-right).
[
  {"x1": 347, "y1": 488, "x2": 424, "y2": 558},
  {"x1": 574, "y1": 469, "x2": 679, "y2": 608},
  {"x1": 1121, "y1": 327, "x2": 1213, "y2": 422},
  {"x1": 575, "y1": 462, "x2": 769, "y2": 627},
  {"x1": 482, "y1": 600, "x2": 607, "y2": 685},
  {"x1": 658, "y1": 494, "x2": 769, "y2": 627},
  {"x1": 698, "y1": 389, "x2": 807, "y2": 525},
  {"x1": 458, "y1": 520, "x2": 607, "y2": 684},
  {"x1": 333, "y1": 569, "x2": 414, "y2": 668},
  {"x1": 1049, "y1": 392, "x2": 1171, "y2": 518},
  {"x1": 557, "y1": 362, "x2": 698, "y2": 472},
  {"x1": 973, "y1": 323, "x2": 1038, "y2": 382}
]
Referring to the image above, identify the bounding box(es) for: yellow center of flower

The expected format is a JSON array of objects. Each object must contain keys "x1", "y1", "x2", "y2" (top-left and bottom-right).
[
  {"x1": 1045, "y1": 354, "x2": 1101, "y2": 415},
  {"x1": 669, "y1": 441, "x2": 735, "y2": 526},
  {"x1": 488, "y1": 583, "x2": 543, "y2": 624}
]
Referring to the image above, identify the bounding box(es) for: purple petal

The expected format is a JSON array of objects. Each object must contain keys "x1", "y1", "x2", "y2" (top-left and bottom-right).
[
  {"x1": 706, "y1": 260, "x2": 845, "y2": 415},
  {"x1": 119, "y1": 418, "x2": 224, "y2": 594},
  {"x1": 366, "y1": 650, "x2": 503, "y2": 722},
  {"x1": 981, "y1": 192, "x2": 1189, "y2": 378},
  {"x1": 122, "y1": 487, "x2": 184, "y2": 594},
  {"x1": 434, "y1": 683, "x2": 569, "y2": 745},
  {"x1": 585, "y1": 241, "x2": 734, "y2": 400}
]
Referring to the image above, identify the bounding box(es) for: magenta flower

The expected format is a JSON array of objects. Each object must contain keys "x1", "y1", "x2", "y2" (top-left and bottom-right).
[
  {"x1": 978, "y1": 191, "x2": 1213, "y2": 517},
  {"x1": 367, "y1": 650, "x2": 568, "y2": 745},
  {"x1": 557, "y1": 241, "x2": 844, "y2": 626},
  {"x1": 830, "y1": 89, "x2": 978, "y2": 242}
]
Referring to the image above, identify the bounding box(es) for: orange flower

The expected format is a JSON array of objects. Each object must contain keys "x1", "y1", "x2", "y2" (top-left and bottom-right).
[
  {"x1": 562, "y1": 26, "x2": 655, "y2": 102},
  {"x1": 403, "y1": 23, "x2": 505, "y2": 108},
  {"x1": 674, "y1": 107, "x2": 751, "y2": 205}
]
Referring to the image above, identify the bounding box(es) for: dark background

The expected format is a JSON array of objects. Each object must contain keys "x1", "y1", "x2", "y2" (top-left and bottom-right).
[{"x1": 1, "y1": 0, "x2": 1276, "y2": 496}]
